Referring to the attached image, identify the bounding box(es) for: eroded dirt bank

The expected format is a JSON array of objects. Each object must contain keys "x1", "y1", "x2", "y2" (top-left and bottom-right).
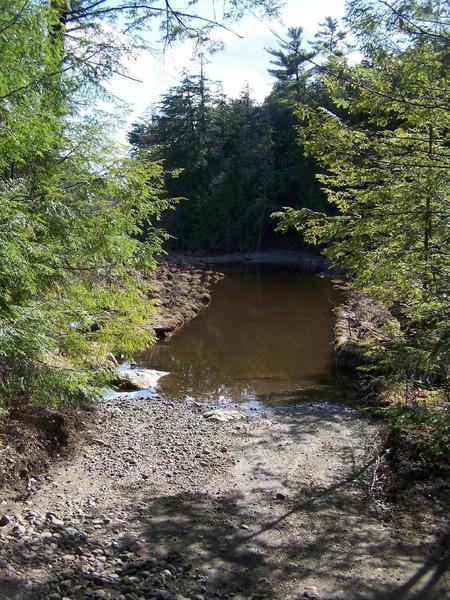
[
  {"x1": 1, "y1": 395, "x2": 448, "y2": 600},
  {"x1": 146, "y1": 260, "x2": 224, "y2": 340}
]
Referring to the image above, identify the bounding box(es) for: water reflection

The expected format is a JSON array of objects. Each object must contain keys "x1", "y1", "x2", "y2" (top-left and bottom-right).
[{"x1": 141, "y1": 265, "x2": 346, "y2": 407}]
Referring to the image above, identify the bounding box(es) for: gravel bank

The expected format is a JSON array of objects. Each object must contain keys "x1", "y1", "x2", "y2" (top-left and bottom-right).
[
  {"x1": 0, "y1": 259, "x2": 223, "y2": 495},
  {"x1": 171, "y1": 251, "x2": 336, "y2": 273},
  {"x1": 146, "y1": 261, "x2": 224, "y2": 340},
  {"x1": 1, "y1": 395, "x2": 448, "y2": 600}
]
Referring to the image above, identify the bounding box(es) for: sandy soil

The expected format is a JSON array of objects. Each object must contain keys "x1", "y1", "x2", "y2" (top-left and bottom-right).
[{"x1": 1, "y1": 394, "x2": 448, "y2": 600}]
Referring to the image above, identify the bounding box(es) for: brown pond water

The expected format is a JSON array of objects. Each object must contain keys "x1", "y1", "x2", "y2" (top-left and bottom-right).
[{"x1": 141, "y1": 265, "x2": 348, "y2": 408}]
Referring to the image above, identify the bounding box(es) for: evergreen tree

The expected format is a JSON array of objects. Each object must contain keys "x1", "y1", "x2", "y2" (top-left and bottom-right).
[
  {"x1": 313, "y1": 17, "x2": 348, "y2": 56},
  {"x1": 276, "y1": 0, "x2": 450, "y2": 385},
  {"x1": 0, "y1": 0, "x2": 279, "y2": 411},
  {"x1": 130, "y1": 76, "x2": 275, "y2": 252},
  {"x1": 263, "y1": 27, "x2": 329, "y2": 216},
  {"x1": 266, "y1": 27, "x2": 315, "y2": 100}
]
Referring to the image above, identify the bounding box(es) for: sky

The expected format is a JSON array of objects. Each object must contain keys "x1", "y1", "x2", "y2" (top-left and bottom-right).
[{"x1": 106, "y1": 0, "x2": 346, "y2": 140}]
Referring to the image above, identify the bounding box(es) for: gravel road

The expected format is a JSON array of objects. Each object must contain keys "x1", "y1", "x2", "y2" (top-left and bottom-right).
[{"x1": 0, "y1": 395, "x2": 448, "y2": 600}]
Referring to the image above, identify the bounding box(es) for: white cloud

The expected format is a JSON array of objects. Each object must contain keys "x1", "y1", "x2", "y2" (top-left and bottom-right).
[
  {"x1": 280, "y1": 0, "x2": 346, "y2": 37},
  {"x1": 207, "y1": 62, "x2": 271, "y2": 100},
  {"x1": 105, "y1": 0, "x2": 346, "y2": 143}
]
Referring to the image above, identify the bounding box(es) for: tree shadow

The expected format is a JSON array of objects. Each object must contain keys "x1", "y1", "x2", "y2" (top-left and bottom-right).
[
  {"x1": 136, "y1": 470, "x2": 449, "y2": 599},
  {"x1": 1, "y1": 406, "x2": 448, "y2": 600}
]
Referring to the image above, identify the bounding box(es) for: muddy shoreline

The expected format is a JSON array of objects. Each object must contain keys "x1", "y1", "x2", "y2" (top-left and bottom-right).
[
  {"x1": 0, "y1": 253, "x2": 449, "y2": 599},
  {"x1": 145, "y1": 260, "x2": 224, "y2": 340}
]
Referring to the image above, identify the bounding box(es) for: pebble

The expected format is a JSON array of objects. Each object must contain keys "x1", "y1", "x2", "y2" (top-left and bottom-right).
[
  {"x1": 0, "y1": 514, "x2": 11, "y2": 527},
  {"x1": 46, "y1": 512, "x2": 65, "y2": 528},
  {"x1": 0, "y1": 393, "x2": 263, "y2": 599},
  {"x1": 153, "y1": 591, "x2": 173, "y2": 600},
  {"x1": 12, "y1": 524, "x2": 26, "y2": 537}
]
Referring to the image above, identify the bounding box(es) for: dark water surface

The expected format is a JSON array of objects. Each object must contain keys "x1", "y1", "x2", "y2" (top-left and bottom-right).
[{"x1": 141, "y1": 265, "x2": 348, "y2": 408}]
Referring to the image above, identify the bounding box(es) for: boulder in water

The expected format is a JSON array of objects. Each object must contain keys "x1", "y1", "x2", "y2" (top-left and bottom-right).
[{"x1": 113, "y1": 368, "x2": 169, "y2": 391}]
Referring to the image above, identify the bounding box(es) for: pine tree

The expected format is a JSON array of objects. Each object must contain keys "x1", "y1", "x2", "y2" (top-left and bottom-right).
[
  {"x1": 266, "y1": 27, "x2": 315, "y2": 100},
  {"x1": 275, "y1": 0, "x2": 450, "y2": 385},
  {"x1": 313, "y1": 17, "x2": 348, "y2": 56},
  {"x1": 1, "y1": 0, "x2": 280, "y2": 411}
]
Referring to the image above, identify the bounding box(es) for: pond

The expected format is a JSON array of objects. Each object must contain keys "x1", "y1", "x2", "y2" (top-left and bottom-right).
[{"x1": 141, "y1": 264, "x2": 348, "y2": 408}]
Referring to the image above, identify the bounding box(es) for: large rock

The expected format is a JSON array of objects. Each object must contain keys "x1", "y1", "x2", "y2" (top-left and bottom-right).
[
  {"x1": 0, "y1": 515, "x2": 11, "y2": 527},
  {"x1": 203, "y1": 409, "x2": 246, "y2": 423},
  {"x1": 113, "y1": 369, "x2": 169, "y2": 391},
  {"x1": 152, "y1": 323, "x2": 176, "y2": 339}
]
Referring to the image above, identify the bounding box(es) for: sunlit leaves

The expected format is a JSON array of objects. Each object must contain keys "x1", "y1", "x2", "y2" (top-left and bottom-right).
[{"x1": 276, "y1": 0, "x2": 450, "y2": 383}]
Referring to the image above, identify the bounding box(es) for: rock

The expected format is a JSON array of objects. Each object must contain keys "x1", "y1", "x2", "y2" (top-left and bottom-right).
[
  {"x1": 275, "y1": 492, "x2": 286, "y2": 500},
  {"x1": 301, "y1": 590, "x2": 321, "y2": 599},
  {"x1": 12, "y1": 524, "x2": 26, "y2": 537},
  {"x1": 113, "y1": 369, "x2": 169, "y2": 391},
  {"x1": 198, "y1": 293, "x2": 211, "y2": 304},
  {"x1": 116, "y1": 533, "x2": 142, "y2": 551},
  {"x1": 152, "y1": 590, "x2": 172, "y2": 600},
  {"x1": 91, "y1": 438, "x2": 109, "y2": 447},
  {"x1": 46, "y1": 512, "x2": 64, "y2": 528},
  {"x1": 0, "y1": 515, "x2": 11, "y2": 527},
  {"x1": 153, "y1": 324, "x2": 176, "y2": 339},
  {"x1": 203, "y1": 409, "x2": 245, "y2": 423}
]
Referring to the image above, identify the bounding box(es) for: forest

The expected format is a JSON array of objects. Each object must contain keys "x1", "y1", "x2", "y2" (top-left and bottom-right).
[
  {"x1": 128, "y1": 24, "x2": 330, "y2": 253},
  {"x1": 0, "y1": 2, "x2": 449, "y2": 598},
  {"x1": 0, "y1": 0, "x2": 449, "y2": 452}
]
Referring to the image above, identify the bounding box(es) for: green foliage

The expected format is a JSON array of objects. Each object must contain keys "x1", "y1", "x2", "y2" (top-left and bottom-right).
[
  {"x1": 130, "y1": 74, "x2": 275, "y2": 252},
  {"x1": 129, "y1": 34, "x2": 331, "y2": 253},
  {"x1": 313, "y1": 17, "x2": 348, "y2": 56},
  {"x1": 266, "y1": 27, "x2": 315, "y2": 100},
  {"x1": 0, "y1": 1, "x2": 175, "y2": 411},
  {"x1": 1, "y1": 0, "x2": 284, "y2": 413},
  {"x1": 371, "y1": 381, "x2": 450, "y2": 460},
  {"x1": 276, "y1": 0, "x2": 450, "y2": 390}
]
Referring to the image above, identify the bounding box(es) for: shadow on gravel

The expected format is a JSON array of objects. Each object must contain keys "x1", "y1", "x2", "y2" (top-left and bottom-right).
[
  {"x1": 137, "y1": 443, "x2": 449, "y2": 600},
  {"x1": 375, "y1": 532, "x2": 450, "y2": 600},
  {"x1": 138, "y1": 494, "x2": 449, "y2": 599},
  {"x1": 1, "y1": 407, "x2": 448, "y2": 600},
  {"x1": 1, "y1": 481, "x2": 448, "y2": 600}
]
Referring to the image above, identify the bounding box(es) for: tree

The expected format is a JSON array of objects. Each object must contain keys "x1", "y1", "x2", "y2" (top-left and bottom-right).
[
  {"x1": 313, "y1": 17, "x2": 348, "y2": 56},
  {"x1": 129, "y1": 74, "x2": 275, "y2": 252},
  {"x1": 0, "y1": 0, "x2": 280, "y2": 411},
  {"x1": 263, "y1": 28, "x2": 330, "y2": 218},
  {"x1": 266, "y1": 27, "x2": 315, "y2": 100},
  {"x1": 275, "y1": 0, "x2": 450, "y2": 385},
  {"x1": 129, "y1": 22, "x2": 338, "y2": 253}
]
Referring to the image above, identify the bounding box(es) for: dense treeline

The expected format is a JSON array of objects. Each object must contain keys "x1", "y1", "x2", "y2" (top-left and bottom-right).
[
  {"x1": 129, "y1": 25, "x2": 340, "y2": 251},
  {"x1": 0, "y1": 0, "x2": 278, "y2": 412}
]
